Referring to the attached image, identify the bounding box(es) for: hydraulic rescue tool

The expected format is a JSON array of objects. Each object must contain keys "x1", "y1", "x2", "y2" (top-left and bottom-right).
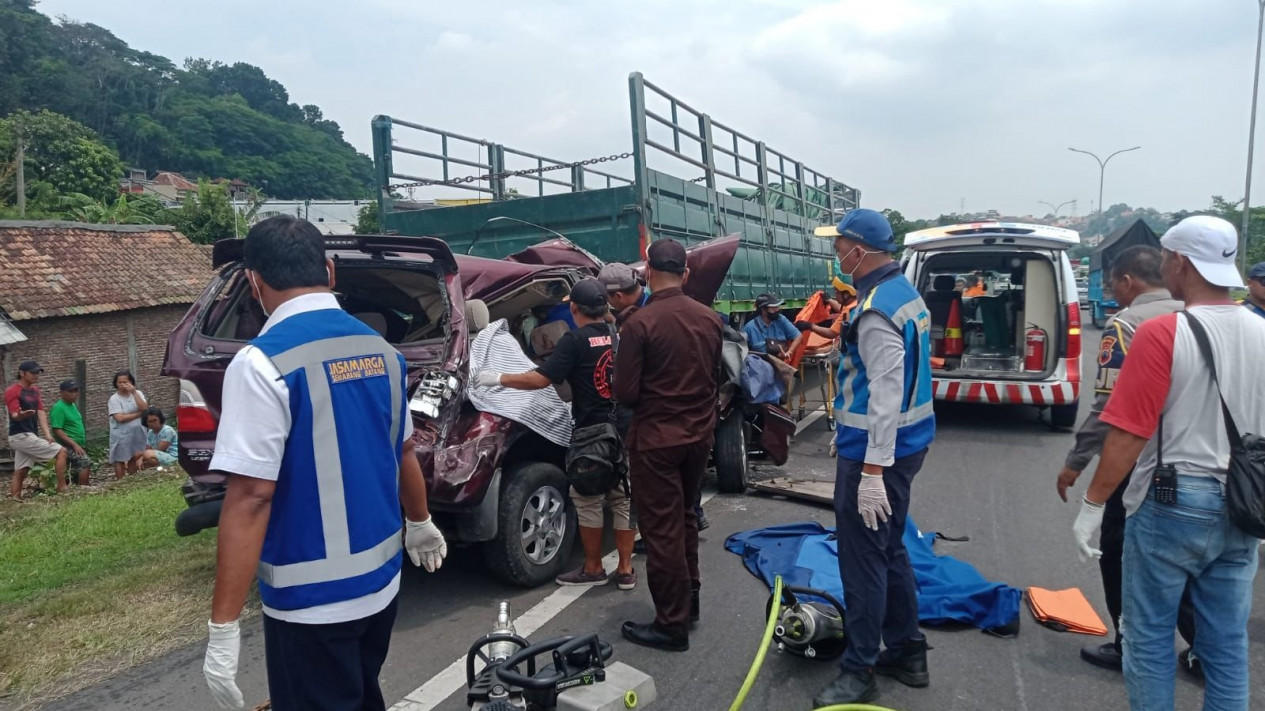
[
  {"x1": 466, "y1": 602, "x2": 656, "y2": 711},
  {"x1": 768, "y1": 585, "x2": 848, "y2": 660}
]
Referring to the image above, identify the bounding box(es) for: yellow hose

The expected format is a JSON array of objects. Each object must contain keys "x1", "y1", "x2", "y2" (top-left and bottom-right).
[
  {"x1": 728, "y1": 575, "x2": 783, "y2": 711},
  {"x1": 728, "y1": 574, "x2": 901, "y2": 711}
]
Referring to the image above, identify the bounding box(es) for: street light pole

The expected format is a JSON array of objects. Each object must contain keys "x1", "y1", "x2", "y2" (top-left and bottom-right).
[
  {"x1": 1038, "y1": 199, "x2": 1075, "y2": 218},
  {"x1": 1068, "y1": 146, "x2": 1142, "y2": 223},
  {"x1": 1240, "y1": 0, "x2": 1265, "y2": 272}
]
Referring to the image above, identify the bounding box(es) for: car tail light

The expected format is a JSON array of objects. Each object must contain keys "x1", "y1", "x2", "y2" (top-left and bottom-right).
[
  {"x1": 177, "y1": 379, "x2": 218, "y2": 434},
  {"x1": 1066, "y1": 302, "x2": 1082, "y2": 364}
]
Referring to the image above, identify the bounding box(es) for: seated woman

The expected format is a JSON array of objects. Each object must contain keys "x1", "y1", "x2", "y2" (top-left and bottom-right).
[{"x1": 142, "y1": 407, "x2": 179, "y2": 468}]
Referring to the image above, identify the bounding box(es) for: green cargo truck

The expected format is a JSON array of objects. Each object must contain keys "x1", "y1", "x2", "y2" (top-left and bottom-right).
[{"x1": 372, "y1": 72, "x2": 861, "y2": 315}]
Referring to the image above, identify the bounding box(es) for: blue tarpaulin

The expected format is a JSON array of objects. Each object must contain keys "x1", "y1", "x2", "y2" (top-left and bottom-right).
[{"x1": 724, "y1": 519, "x2": 1022, "y2": 632}]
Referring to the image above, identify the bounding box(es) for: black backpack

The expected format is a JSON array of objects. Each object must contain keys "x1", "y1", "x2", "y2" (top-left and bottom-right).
[
  {"x1": 565, "y1": 323, "x2": 628, "y2": 497},
  {"x1": 1183, "y1": 313, "x2": 1265, "y2": 538}
]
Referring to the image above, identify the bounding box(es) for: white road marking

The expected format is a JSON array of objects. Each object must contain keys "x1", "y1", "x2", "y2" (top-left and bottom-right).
[
  {"x1": 390, "y1": 490, "x2": 717, "y2": 711},
  {"x1": 795, "y1": 406, "x2": 827, "y2": 435}
]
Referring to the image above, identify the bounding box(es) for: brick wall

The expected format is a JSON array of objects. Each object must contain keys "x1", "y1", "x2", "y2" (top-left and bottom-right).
[{"x1": 2, "y1": 304, "x2": 188, "y2": 444}]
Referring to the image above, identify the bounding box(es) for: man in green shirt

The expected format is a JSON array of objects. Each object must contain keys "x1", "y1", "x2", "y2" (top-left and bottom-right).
[{"x1": 49, "y1": 381, "x2": 91, "y2": 486}]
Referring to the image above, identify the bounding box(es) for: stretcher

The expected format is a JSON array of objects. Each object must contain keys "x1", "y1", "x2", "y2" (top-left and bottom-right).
[{"x1": 796, "y1": 341, "x2": 839, "y2": 430}]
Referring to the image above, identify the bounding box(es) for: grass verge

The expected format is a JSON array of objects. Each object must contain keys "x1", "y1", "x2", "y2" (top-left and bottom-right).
[{"x1": 0, "y1": 470, "x2": 222, "y2": 709}]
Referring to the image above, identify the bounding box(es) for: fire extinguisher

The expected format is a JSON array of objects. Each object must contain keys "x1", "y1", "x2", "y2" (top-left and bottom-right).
[{"x1": 1024, "y1": 325, "x2": 1047, "y2": 372}]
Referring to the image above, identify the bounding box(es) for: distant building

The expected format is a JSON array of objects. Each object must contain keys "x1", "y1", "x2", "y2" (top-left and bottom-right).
[
  {"x1": 212, "y1": 178, "x2": 253, "y2": 201},
  {"x1": 0, "y1": 221, "x2": 216, "y2": 449}
]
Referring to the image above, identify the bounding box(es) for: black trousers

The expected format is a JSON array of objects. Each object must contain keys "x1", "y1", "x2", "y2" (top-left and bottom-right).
[
  {"x1": 834, "y1": 449, "x2": 927, "y2": 671},
  {"x1": 263, "y1": 596, "x2": 398, "y2": 711},
  {"x1": 1101, "y1": 474, "x2": 1196, "y2": 647},
  {"x1": 630, "y1": 439, "x2": 711, "y2": 636}
]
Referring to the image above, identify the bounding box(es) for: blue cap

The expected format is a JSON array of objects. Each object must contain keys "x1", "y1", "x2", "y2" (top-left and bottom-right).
[
  {"x1": 1249, "y1": 261, "x2": 1265, "y2": 280},
  {"x1": 814, "y1": 208, "x2": 897, "y2": 252}
]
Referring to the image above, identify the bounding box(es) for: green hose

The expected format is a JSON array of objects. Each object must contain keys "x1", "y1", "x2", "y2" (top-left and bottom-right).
[
  {"x1": 728, "y1": 575, "x2": 783, "y2": 711},
  {"x1": 728, "y1": 574, "x2": 900, "y2": 711}
]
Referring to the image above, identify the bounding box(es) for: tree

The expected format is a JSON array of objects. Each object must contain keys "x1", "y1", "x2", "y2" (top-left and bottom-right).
[
  {"x1": 59, "y1": 192, "x2": 171, "y2": 224},
  {"x1": 174, "y1": 179, "x2": 239, "y2": 244},
  {"x1": 355, "y1": 201, "x2": 379, "y2": 234},
  {"x1": 0, "y1": 109, "x2": 123, "y2": 203}
]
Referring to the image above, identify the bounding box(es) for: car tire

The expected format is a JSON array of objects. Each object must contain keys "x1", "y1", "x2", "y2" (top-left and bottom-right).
[
  {"x1": 714, "y1": 411, "x2": 749, "y2": 494},
  {"x1": 484, "y1": 462, "x2": 576, "y2": 588},
  {"x1": 1050, "y1": 403, "x2": 1079, "y2": 430}
]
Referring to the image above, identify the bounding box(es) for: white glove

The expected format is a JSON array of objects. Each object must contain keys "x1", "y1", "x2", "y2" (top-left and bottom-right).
[
  {"x1": 473, "y1": 370, "x2": 503, "y2": 389},
  {"x1": 829, "y1": 441, "x2": 837, "y2": 458},
  {"x1": 204, "y1": 619, "x2": 244, "y2": 709},
  {"x1": 1073, "y1": 497, "x2": 1105, "y2": 563},
  {"x1": 857, "y1": 473, "x2": 891, "y2": 531},
  {"x1": 405, "y1": 516, "x2": 448, "y2": 572}
]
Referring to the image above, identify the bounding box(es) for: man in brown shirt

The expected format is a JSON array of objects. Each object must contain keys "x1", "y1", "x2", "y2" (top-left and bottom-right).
[{"x1": 614, "y1": 238, "x2": 723, "y2": 652}]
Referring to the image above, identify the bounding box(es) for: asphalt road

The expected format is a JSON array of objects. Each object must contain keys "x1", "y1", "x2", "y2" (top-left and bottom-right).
[{"x1": 40, "y1": 326, "x2": 1265, "y2": 711}]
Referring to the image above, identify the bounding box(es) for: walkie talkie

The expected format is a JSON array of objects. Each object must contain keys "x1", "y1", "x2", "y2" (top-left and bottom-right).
[{"x1": 1153, "y1": 415, "x2": 1178, "y2": 506}]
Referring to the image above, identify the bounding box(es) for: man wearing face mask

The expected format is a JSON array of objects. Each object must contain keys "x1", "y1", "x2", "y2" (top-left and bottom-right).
[
  {"x1": 743, "y1": 294, "x2": 801, "y2": 357},
  {"x1": 202, "y1": 215, "x2": 447, "y2": 711},
  {"x1": 811, "y1": 209, "x2": 936, "y2": 707}
]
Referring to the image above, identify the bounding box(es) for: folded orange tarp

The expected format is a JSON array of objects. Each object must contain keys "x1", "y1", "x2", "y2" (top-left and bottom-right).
[{"x1": 1027, "y1": 587, "x2": 1108, "y2": 636}]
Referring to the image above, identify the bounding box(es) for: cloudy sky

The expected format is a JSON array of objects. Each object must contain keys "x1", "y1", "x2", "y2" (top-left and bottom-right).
[{"x1": 36, "y1": 0, "x2": 1265, "y2": 218}]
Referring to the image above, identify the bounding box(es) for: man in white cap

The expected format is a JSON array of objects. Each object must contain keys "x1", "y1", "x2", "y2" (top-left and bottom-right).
[{"x1": 1074, "y1": 215, "x2": 1265, "y2": 710}]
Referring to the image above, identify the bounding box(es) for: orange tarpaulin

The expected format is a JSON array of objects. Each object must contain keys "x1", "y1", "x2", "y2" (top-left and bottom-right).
[
  {"x1": 786, "y1": 291, "x2": 853, "y2": 369},
  {"x1": 1026, "y1": 587, "x2": 1108, "y2": 636}
]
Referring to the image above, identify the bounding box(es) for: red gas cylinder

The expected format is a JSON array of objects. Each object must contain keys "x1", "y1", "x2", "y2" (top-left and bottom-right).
[{"x1": 1024, "y1": 326, "x2": 1047, "y2": 372}]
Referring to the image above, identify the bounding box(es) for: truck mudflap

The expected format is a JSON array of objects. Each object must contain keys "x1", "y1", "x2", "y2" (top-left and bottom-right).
[{"x1": 933, "y1": 378, "x2": 1079, "y2": 405}]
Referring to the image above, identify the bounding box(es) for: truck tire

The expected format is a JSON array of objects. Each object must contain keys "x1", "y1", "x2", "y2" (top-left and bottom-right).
[
  {"x1": 1050, "y1": 403, "x2": 1079, "y2": 430},
  {"x1": 484, "y1": 462, "x2": 576, "y2": 588},
  {"x1": 714, "y1": 411, "x2": 749, "y2": 494}
]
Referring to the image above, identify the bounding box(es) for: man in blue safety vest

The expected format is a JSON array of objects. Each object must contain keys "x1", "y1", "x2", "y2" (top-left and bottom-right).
[
  {"x1": 202, "y1": 215, "x2": 448, "y2": 711},
  {"x1": 812, "y1": 209, "x2": 936, "y2": 707}
]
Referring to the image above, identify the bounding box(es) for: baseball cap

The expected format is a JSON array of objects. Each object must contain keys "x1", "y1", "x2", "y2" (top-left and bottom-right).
[
  {"x1": 1159, "y1": 215, "x2": 1245, "y2": 289},
  {"x1": 646, "y1": 239, "x2": 687, "y2": 274},
  {"x1": 599, "y1": 262, "x2": 642, "y2": 292},
  {"x1": 814, "y1": 208, "x2": 898, "y2": 253},
  {"x1": 567, "y1": 278, "x2": 609, "y2": 309},
  {"x1": 59, "y1": 380, "x2": 79, "y2": 391},
  {"x1": 18, "y1": 360, "x2": 43, "y2": 374},
  {"x1": 1249, "y1": 261, "x2": 1265, "y2": 281},
  {"x1": 754, "y1": 294, "x2": 784, "y2": 310}
]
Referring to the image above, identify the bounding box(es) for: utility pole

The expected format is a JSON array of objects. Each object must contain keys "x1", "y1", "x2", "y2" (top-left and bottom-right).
[
  {"x1": 1240, "y1": 0, "x2": 1265, "y2": 272},
  {"x1": 1038, "y1": 199, "x2": 1075, "y2": 219},
  {"x1": 14, "y1": 132, "x2": 25, "y2": 218}
]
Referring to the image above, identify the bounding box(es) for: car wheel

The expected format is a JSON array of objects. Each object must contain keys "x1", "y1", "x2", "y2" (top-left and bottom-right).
[
  {"x1": 714, "y1": 411, "x2": 749, "y2": 494},
  {"x1": 1050, "y1": 403, "x2": 1079, "y2": 430},
  {"x1": 485, "y1": 462, "x2": 576, "y2": 587}
]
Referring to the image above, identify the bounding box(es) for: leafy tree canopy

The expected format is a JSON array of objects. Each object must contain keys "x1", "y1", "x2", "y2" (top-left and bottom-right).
[
  {"x1": 0, "y1": 109, "x2": 122, "y2": 201},
  {"x1": 0, "y1": 1, "x2": 371, "y2": 199}
]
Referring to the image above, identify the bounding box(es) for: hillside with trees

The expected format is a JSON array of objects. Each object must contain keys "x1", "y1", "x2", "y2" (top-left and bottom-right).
[{"x1": 0, "y1": 0, "x2": 371, "y2": 199}]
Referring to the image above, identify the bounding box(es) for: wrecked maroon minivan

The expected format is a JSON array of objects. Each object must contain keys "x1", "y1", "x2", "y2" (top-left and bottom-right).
[{"x1": 161, "y1": 233, "x2": 772, "y2": 587}]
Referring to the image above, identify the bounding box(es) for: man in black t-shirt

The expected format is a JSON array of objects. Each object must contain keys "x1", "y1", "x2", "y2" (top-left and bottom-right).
[{"x1": 474, "y1": 278, "x2": 637, "y2": 590}]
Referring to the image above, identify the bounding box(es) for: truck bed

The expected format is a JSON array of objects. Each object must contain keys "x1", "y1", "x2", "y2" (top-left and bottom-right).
[{"x1": 373, "y1": 73, "x2": 860, "y2": 314}]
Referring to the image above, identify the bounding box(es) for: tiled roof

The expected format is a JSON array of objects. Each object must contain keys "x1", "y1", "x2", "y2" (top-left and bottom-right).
[
  {"x1": 152, "y1": 172, "x2": 199, "y2": 191},
  {"x1": 0, "y1": 221, "x2": 218, "y2": 321}
]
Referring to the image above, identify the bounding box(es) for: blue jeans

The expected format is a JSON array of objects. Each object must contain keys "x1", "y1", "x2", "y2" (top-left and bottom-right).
[{"x1": 1122, "y1": 476, "x2": 1260, "y2": 711}]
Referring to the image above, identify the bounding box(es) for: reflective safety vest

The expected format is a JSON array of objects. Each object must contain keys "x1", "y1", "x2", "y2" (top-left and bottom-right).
[
  {"x1": 834, "y1": 274, "x2": 936, "y2": 461},
  {"x1": 250, "y1": 309, "x2": 409, "y2": 611}
]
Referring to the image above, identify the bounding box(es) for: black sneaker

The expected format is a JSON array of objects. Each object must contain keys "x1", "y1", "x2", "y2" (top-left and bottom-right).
[
  {"x1": 875, "y1": 637, "x2": 930, "y2": 688},
  {"x1": 1080, "y1": 642, "x2": 1123, "y2": 671},
  {"x1": 1179, "y1": 647, "x2": 1204, "y2": 679}
]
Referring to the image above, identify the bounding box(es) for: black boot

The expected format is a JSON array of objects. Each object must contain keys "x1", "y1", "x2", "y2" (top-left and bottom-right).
[
  {"x1": 690, "y1": 583, "x2": 700, "y2": 624},
  {"x1": 621, "y1": 621, "x2": 688, "y2": 652},
  {"x1": 1080, "y1": 641, "x2": 1123, "y2": 671},
  {"x1": 813, "y1": 669, "x2": 879, "y2": 707},
  {"x1": 875, "y1": 637, "x2": 930, "y2": 688}
]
